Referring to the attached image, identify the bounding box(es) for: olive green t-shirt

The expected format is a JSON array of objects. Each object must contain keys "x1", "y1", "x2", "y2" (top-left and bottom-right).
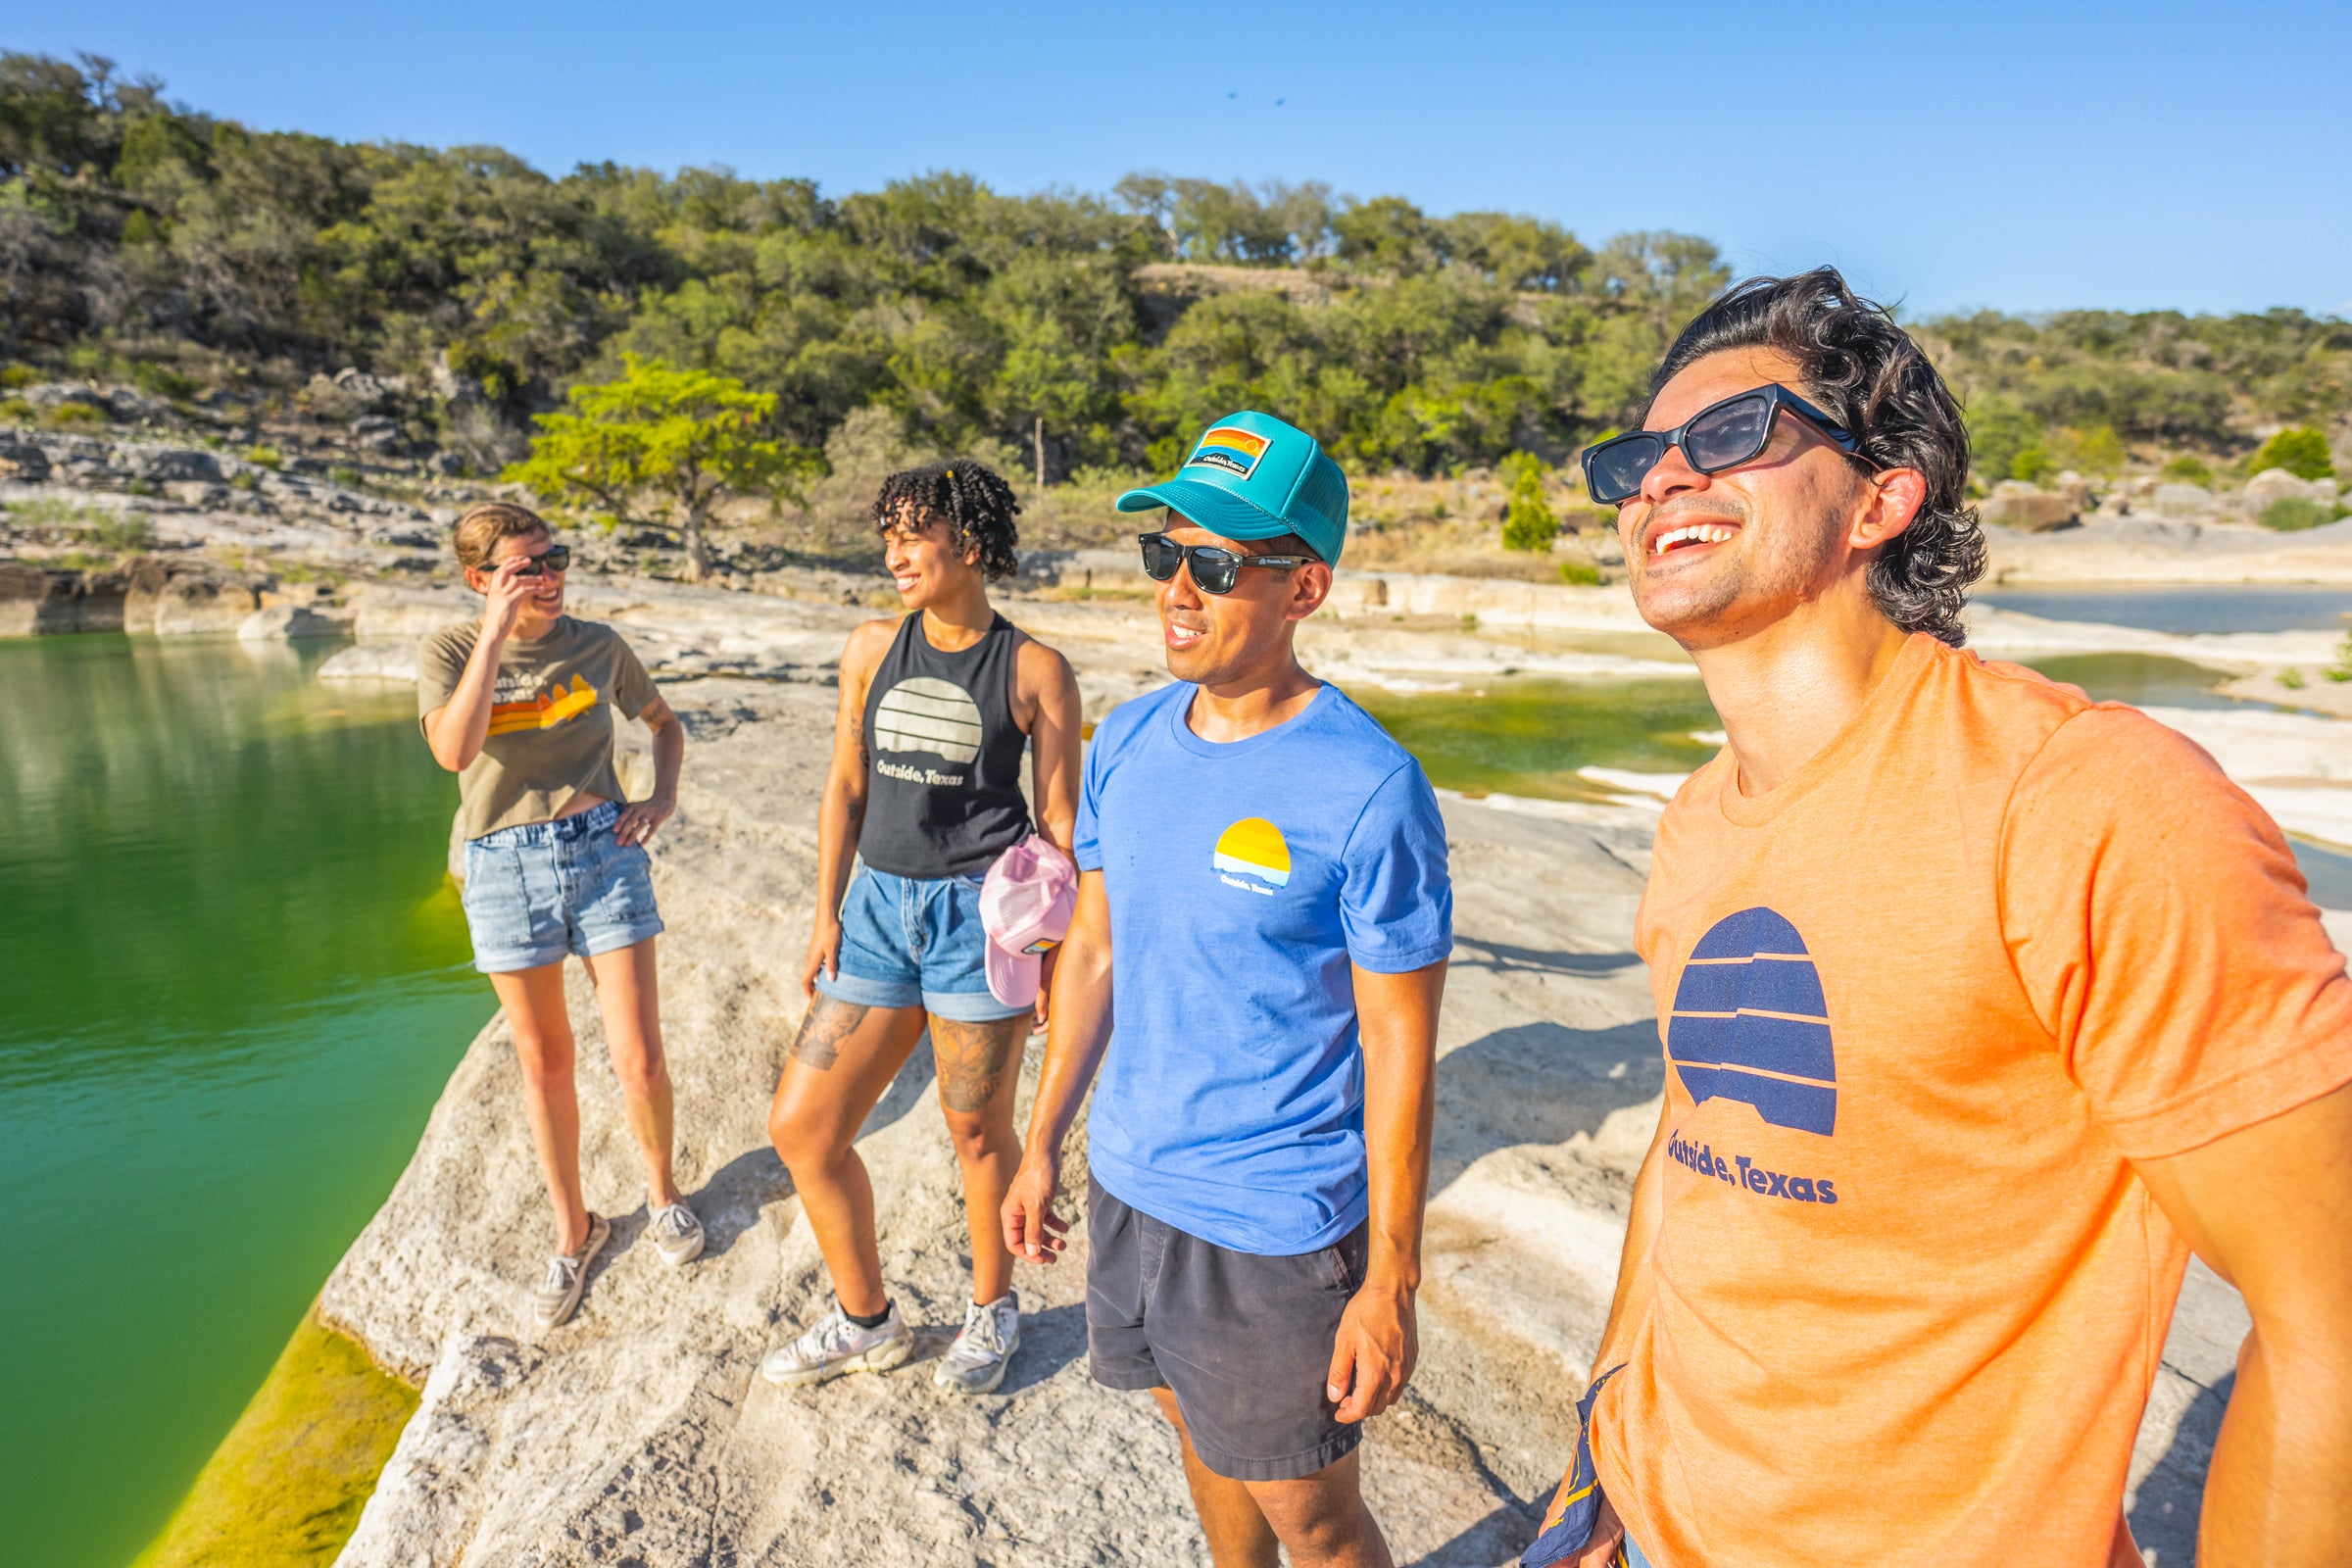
[{"x1": 417, "y1": 616, "x2": 659, "y2": 841}]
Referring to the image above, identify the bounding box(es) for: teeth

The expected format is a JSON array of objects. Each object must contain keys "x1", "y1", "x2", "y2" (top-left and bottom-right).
[{"x1": 1650, "y1": 523, "x2": 1737, "y2": 556}]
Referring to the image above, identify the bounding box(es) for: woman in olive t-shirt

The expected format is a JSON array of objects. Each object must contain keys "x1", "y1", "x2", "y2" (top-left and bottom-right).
[{"x1": 418, "y1": 503, "x2": 701, "y2": 1330}]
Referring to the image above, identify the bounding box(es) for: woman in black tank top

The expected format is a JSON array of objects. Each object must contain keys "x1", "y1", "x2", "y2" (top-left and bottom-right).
[{"x1": 762, "y1": 461, "x2": 1084, "y2": 1395}]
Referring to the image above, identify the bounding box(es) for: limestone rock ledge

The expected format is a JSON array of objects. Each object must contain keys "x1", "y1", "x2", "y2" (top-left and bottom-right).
[{"x1": 317, "y1": 654, "x2": 2230, "y2": 1565}]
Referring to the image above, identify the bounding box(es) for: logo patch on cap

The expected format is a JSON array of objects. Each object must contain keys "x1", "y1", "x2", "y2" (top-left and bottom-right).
[{"x1": 1186, "y1": 425, "x2": 1270, "y2": 479}]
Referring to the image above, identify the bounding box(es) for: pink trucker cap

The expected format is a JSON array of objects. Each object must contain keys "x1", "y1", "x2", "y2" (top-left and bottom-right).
[{"x1": 980, "y1": 835, "x2": 1078, "y2": 1008}]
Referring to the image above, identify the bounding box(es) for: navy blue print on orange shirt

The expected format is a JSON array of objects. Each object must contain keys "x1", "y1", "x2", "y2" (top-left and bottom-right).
[{"x1": 1668, "y1": 906, "x2": 1838, "y2": 1136}]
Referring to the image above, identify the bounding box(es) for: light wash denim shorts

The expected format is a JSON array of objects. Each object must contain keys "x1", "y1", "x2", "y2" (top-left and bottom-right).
[
  {"x1": 460, "y1": 800, "x2": 664, "y2": 974},
  {"x1": 812, "y1": 864, "x2": 1026, "y2": 1022}
]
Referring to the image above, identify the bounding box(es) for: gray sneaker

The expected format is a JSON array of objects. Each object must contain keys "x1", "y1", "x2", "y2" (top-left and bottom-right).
[
  {"x1": 933, "y1": 1293, "x2": 1020, "y2": 1396},
  {"x1": 760, "y1": 1301, "x2": 913, "y2": 1387},
  {"x1": 532, "y1": 1212, "x2": 611, "y2": 1329},
  {"x1": 648, "y1": 1201, "x2": 705, "y2": 1267}
]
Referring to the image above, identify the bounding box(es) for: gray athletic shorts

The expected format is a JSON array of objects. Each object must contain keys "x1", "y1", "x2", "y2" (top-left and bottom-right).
[{"x1": 1086, "y1": 1177, "x2": 1369, "y2": 1483}]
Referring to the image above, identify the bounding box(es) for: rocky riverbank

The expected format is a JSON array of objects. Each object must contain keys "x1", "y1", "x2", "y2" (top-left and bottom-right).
[{"x1": 251, "y1": 579, "x2": 2259, "y2": 1567}]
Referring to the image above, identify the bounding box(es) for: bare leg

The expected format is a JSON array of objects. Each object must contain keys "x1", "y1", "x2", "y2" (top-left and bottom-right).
[
  {"x1": 766, "y1": 996, "x2": 928, "y2": 1317},
  {"x1": 929, "y1": 1013, "x2": 1028, "y2": 1304},
  {"x1": 585, "y1": 938, "x2": 681, "y2": 1210},
  {"x1": 490, "y1": 962, "x2": 591, "y2": 1255},
  {"x1": 1152, "y1": 1388, "x2": 1280, "y2": 1568},
  {"x1": 1246, "y1": 1447, "x2": 1391, "y2": 1568}
]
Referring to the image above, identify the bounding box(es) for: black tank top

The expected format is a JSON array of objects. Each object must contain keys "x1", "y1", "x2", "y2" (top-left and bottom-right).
[{"x1": 858, "y1": 612, "x2": 1032, "y2": 878}]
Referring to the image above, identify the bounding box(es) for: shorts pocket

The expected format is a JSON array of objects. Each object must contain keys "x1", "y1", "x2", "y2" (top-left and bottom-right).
[{"x1": 460, "y1": 841, "x2": 535, "y2": 956}]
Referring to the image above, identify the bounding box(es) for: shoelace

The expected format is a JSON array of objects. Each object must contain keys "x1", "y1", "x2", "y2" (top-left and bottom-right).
[
  {"x1": 956, "y1": 1301, "x2": 1007, "y2": 1358},
  {"x1": 654, "y1": 1204, "x2": 695, "y2": 1240},
  {"x1": 540, "y1": 1254, "x2": 580, "y2": 1295}
]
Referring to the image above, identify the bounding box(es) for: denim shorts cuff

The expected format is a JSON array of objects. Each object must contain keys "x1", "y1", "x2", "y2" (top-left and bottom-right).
[
  {"x1": 474, "y1": 943, "x2": 570, "y2": 975},
  {"x1": 1189, "y1": 1423, "x2": 1362, "y2": 1484},
  {"x1": 815, "y1": 968, "x2": 924, "y2": 1009},
  {"x1": 922, "y1": 989, "x2": 1030, "y2": 1022},
  {"x1": 577, "y1": 915, "x2": 664, "y2": 959}
]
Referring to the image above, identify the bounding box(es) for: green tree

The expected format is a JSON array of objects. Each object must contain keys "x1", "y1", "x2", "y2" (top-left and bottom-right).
[
  {"x1": 1499, "y1": 453, "x2": 1557, "y2": 552},
  {"x1": 505, "y1": 356, "x2": 816, "y2": 579},
  {"x1": 2250, "y1": 426, "x2": 2335, "y2": 480}
]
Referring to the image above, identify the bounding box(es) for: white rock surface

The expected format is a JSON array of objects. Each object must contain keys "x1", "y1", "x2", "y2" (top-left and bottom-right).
[{"x1": 313, "y1": 583, "x2": 2269, "y2": 1566}]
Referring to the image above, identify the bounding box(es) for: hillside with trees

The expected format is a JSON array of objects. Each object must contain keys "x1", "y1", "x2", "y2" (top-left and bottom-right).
[{"x1": 5, "y1": 49, "x2": 2347, "y2": 506}]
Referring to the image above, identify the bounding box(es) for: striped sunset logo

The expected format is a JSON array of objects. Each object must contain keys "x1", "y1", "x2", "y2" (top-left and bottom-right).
[
  {"x1": 1666, "y1": 906, "x2": 1838, "y2": 1136},
  {"x1": 1211, "y1": 816, "x2": 1292, "y2": 888},
  {"x1": 873, "y1": 676, "x2": 984, "y2": 763}
]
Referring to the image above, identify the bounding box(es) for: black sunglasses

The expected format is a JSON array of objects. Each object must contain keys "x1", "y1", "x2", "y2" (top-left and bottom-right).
[
  {"x1": 505, "y1": 544, "x2": 571, "y2": 577},
  {"x1": 1138, "y1": 531, "x2": 1309, "y2": 595},
  {"x1": 1582, "y1": 384, "x2": 1873, "y2": 507}
]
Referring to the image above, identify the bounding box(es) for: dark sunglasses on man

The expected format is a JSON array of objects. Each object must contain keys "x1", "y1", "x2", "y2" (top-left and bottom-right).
[
  {"x1": 1582, "y1": 383, "x2": 1879, "y2": 507},
  {"x1": 503, "y1": 544, "x2": 571, "y2": 577},
  {"x1": 1137, "y1": 531, "x2": 1310, "y2": 596}
]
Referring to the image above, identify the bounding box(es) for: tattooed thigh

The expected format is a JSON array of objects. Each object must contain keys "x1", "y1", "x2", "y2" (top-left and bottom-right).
[
  {"x1": 929, "y1": 1015, "x2": 1027, "y2": 1113},
  {"x1": 792, "y1": 996, "x2": 870, "y2": 1070}
]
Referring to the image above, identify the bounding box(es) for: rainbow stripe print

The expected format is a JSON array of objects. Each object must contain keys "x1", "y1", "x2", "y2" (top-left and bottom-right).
[{"x1": 1186, "y1": 425, "x2": 1270, "y2": 479}]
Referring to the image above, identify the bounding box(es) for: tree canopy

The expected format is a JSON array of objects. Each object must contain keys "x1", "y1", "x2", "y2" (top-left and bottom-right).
[{"x1": 5, "y1": 49, "x2": 2346, "y2": 489}]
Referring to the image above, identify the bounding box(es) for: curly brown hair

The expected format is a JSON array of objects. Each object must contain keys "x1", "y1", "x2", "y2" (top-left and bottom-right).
[{"x1": 872, "y1": 461, "x2": 1020, "y2": 581}]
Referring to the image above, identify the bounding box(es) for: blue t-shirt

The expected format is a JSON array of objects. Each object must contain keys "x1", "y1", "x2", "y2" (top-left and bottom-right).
[{"x1": 1073, "y1": 680, "x2": 1453, "y2": 1255}]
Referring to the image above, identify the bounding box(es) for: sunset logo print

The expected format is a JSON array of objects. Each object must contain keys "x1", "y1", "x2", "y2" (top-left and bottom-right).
[
  {"x1": 485, "y1": 674, "x2": 599, "y2": 736},
  {"x1": 1667, "y1": 906, "x2": 1838, "y2": 1136},
  {"x1": 873, "y1": 676, "x2": 984, "y2": 782},
  {"x1": 1211, "y1": 816, "x2": 1291, "y2": 895},
  {"x1": 1184, "y1": 425, "x2": 1271, "y2": 480}
]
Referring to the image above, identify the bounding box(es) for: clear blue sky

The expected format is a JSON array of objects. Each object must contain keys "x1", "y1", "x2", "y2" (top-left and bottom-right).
[{"x1": 15, "y1": 0, "x2": 2349, "y2": 318}]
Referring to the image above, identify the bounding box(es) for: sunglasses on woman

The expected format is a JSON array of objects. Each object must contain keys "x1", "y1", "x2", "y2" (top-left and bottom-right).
[
  {"x1": 1582, "y1": 384, "x2": 1873, "y2": 507},
  {"x1": 1138, "y1": 531, "x2": 1310, "y2": 595},
  {"x1": 505, "y1": 545, "x2": 571, "y2": 577}
]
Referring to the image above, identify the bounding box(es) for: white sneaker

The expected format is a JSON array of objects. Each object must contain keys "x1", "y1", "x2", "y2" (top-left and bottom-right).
[
  {"x1": 648, "y1": 1201, "x2": 705, "y2": 1267},
  {"x1": 532, "y1": 1213, "x2": 611, "y2": 1329},
  {"x1": 933, "y1": 1292, "x2": 1020, "y2": 1396},
  {"x1": 760, "y1": 1301, "x2": 913, "y2": 1387}
]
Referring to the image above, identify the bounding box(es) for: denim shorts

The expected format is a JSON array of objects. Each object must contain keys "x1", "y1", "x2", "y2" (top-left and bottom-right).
[
  {"x1": 812, "y1": 864, "x2": 1027, "y2": 1022},
  {"x1": 1087, "y1": 1178, "x2": 1369, "y2": 1483},
  {"x1": 460, "y1": 800, "x2": 664, "y2": 974}
]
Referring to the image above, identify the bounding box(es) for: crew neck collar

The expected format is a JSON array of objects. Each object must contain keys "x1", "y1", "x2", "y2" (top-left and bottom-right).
[
  {"x1": 1714, "y1": 632, "x2": 1938, "y2": 827},
  {"x1": 505, "y1": 614, "x2": 571, "y2": 649},
  {"x1": 1168, "y1": 680, "x2": 1332, "y2": 759}
]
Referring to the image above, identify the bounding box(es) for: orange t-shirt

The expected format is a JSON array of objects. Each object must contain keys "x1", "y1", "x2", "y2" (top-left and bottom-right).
[{"x1": 1592, "y1": 633, "x2": 2352, "y2": 1568}]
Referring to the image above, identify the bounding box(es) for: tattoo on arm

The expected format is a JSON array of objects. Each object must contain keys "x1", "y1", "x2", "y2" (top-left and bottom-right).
[
  {"x1": 792, "y1": 997, "x2": 870, "y2": 1070},
  {"x1": 930, "y1": 1014, "x2": 1027, "y2": 1113}
]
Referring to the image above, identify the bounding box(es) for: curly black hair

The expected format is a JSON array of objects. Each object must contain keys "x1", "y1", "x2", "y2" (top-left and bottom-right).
[
  {"x1": 1650, "y1": 268, "x2": 1987, "y2": 646},
  {"x1": 872, "y1": 460, "x2": 1021, "y2": 582}
]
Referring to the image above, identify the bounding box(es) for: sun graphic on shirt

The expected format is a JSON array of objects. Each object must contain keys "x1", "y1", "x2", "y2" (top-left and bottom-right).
[{"x1": 1211, "y1": 817, "x2": 1291, "y2": 889}]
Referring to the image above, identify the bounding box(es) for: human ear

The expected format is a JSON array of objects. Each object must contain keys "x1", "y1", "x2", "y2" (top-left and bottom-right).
[
  {"x1": 1850, "y1": 467, "x2": 1928, "y2": 552},
  {"x1": 1285, "y1": 562, "x2": 1334, "y2": 622}
]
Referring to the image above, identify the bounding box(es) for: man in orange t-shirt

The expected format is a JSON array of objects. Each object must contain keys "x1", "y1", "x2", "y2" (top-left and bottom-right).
[{"x1": 1528, "y1": 270, "x2": 2352, "y2": 1568}]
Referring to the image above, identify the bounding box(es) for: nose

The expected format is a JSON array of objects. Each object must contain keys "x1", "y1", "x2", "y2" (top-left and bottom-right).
[
  {"x1": 1637, "y1": 439, "x2": 1709, "y2": 508},
  {"x1": 1161, "y1": 557, "x2": 1205, "y2": 611}
]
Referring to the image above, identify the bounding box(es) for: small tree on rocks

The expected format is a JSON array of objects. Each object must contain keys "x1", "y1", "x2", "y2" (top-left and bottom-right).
[
  {"x1": 2250, "y1": 427, "x2": 2335, "y2": 481},
  {"x1": 506, "y1": 357, "x2": 818, "y2": 580},
  {"x1": 1498, "y1": 452, "x2": 1558, "y2": 553}
]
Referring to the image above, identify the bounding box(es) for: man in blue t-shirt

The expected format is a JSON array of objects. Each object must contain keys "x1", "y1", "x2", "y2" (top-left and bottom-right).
[{"x1": 1003, "y1": 411, "x2": 1451, "y2": 1568}]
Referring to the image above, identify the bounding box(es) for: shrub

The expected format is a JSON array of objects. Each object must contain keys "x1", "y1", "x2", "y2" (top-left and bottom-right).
[
  {"x1": 2160, "y1": 454, "x2": 2213, "y2": 486},
  {"x1": 2260, "y1": 497, "x2": 2336, "y2": 531},
  {"x1": 243, "y1": 444, "x2": 283, "y2": 468},
  {"x1": 230, "y1": 471, "x2": 260, "y2": 491},
  {"x1": 43, "y1": 404, "x2": 109, "y2": 431},
  {"x1": 1558, "y1": 558, "x2": 1601, "y2": 585},
  {"x1": 1499, "y1": 455, "x2": 1558, "y2": 553},
  {"x1": 328, "y1": 466, "x2": 362, "y2": 489},
  {"x1": 2278, "y1": 666, "x2": 2306, "y2": 689},
  {"x1": 2250, "y1": 427, "x2": 2334, "y2": 481},
  {"x1": 0, "y1": 397, "x2": 34, "y2": 425},
  {"x1": 2011, "y1": 446, "x2": 2053, "y2": 484},
  {"x1": 0, "y1": 364, "x2": 34, "y2": 389},
  {"x1": 2071, "y1": 424, "x2": 2126, "y2": 475}
]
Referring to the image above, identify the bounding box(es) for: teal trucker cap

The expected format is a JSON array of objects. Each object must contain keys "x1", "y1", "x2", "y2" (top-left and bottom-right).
[{"x1": 1115, "y1": 410, "x2": 1350, "y2": 566}]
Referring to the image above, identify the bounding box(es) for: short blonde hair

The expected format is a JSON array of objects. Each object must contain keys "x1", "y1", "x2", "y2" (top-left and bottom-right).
[{"x1": 450, "y1": 502, "x2": 551, "y2": 571}]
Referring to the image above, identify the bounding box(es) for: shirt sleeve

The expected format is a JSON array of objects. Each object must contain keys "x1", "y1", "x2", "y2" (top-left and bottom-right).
[
  {"x1": 1072, "y1": 727, "x2": 1106, "y2": 872},
  {"x1": 1339, "y1": 760, "x2": 1454, "y2": 973},
  {"x1": 2000, "y1": 706, "x2": 2352, "y2": 1158},
  {"x1": 415, "y1": 627, "x2": 466, "y2": 728},
  {"x1": 608, "y1": 633, "x2": 657, "y2": 720}
]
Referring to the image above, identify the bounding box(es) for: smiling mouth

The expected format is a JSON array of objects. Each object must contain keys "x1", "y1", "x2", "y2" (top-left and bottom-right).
[
  {"x1": 1648, "y1": 521, "x2": 1739, "y2": 557},
  {"x1": 1164, "y1": 618, "x2": 1206, "y2": 648}
]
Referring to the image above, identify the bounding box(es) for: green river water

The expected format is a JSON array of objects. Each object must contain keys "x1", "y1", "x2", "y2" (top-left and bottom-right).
[
  {"x1": 4, "y1": 617, "x2": 2344, "y2": 1568},
  {"x1": 0, "y1": 635, "x2": 489, "y2": 1568}
]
